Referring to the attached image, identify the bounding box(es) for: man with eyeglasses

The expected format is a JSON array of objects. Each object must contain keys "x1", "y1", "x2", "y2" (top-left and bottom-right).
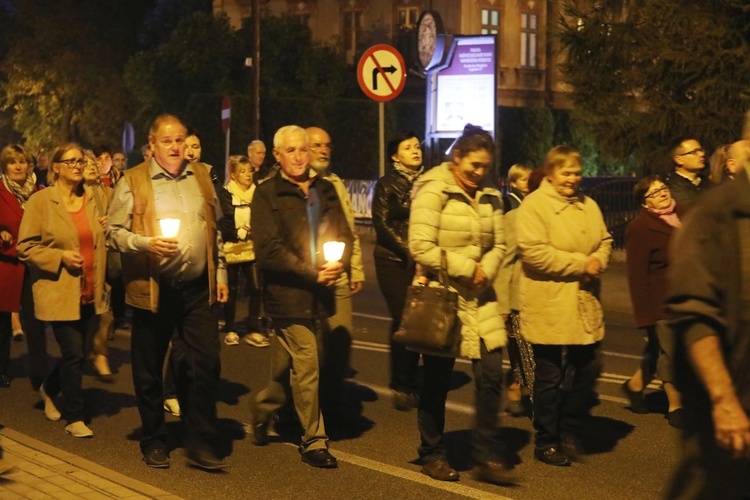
[
  {"x1": 306, "y1": 126, "x2": 364, "y2": 422},
  {"x1": 664, "y1": 137, "x2": 709, "y2": 206}
]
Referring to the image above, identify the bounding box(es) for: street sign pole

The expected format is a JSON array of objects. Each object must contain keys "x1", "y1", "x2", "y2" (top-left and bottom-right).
[
  {"x1": 379, "y1": 102, "x2": 385, "y2": 178},
  {"x1": 222, "y1": 95, "x2": 231, "y2": 181},
  {"x1": 357, "y1": 45, "x2": 406, "y2": 179}
]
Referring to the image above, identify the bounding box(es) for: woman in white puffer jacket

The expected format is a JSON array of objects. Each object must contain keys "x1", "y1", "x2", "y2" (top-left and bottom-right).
[{"x1": 408, "y1": 124, "x2": 515, "y2": 486}]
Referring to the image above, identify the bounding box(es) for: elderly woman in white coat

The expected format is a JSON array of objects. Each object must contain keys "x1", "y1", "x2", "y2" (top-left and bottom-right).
[
  {"x1": 517, "y1": 145, "x2": 612, "y2": 467},
  {"x1": 409, "y1": 125, "x2": 514, "y2": 486}
]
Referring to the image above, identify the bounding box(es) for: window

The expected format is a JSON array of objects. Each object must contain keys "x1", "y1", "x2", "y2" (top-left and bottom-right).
[
  {"x1": 481, "y1": 8, "x2": 499, "y2": 35},
  {"x1": 396, "y1": 6, "x2": 419, "y2": 29},
  {"x1": 521, "y1": 12, "x2": 538, "y2": 68}
]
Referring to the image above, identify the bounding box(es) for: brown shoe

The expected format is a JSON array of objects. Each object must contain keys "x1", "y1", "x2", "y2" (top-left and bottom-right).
[
  {"x1": 475, "y1": 461, "x2": 519, "y2": 486},
  {"x1": 421, "y1": 459, "x2": 459, "y2": 481}
]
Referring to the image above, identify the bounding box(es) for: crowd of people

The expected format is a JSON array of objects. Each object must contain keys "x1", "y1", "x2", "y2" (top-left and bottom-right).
[{"x1": 0, "y1": 116, "x2": 748, "y2": 496}]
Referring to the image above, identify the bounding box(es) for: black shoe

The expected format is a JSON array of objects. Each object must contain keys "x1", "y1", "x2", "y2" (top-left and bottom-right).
[
  {"x1": 475, "y1": 461, "x2": 519, "y2": 486},
  {"x1": 300, "y1": 448, "x2": 338, "y2": 469},
  {"x1": 621, "y1": 380, "x2": 648, "y2": 414},
  {"x1": 667, "y1": 409, "x2": 685, "y2": 429},
  {"x1": 0, "y1": 375, "x2": 10, "y2": 388},
  {"x1": 250, "y1": 420, "x2": 269, "y2": 446},
  {"x1": 96, "y1": 373, "x2": 115, "y2": 384},
  {"x1": 421, "y1": 459, "x2": 460, "y2": 481},
  {"x1": 186, "y1": 449, "x2": 229, "y2": 471},
  {"x1": 534, "y1": 446, "x2": 571, "y2": 466},
  {"x1": 143, "y1": 448, "x2": 170, "y2": 469}
]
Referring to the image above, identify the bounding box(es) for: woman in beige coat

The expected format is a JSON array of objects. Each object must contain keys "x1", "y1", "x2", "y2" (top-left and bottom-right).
[
  {"x1": 517, "y1": 146, "x2": 612, "y2": 466},
  {"x1": 409, "y1": 125, "x2": 514, "y2": 486},
  {"x1": 18, "y1": 143, "x2": 109, "y2": 438}
]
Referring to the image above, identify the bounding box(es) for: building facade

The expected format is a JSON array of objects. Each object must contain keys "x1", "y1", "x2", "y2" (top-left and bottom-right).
[{"x1": 213, "y1": 0, "x2": 572, "y2": 109}]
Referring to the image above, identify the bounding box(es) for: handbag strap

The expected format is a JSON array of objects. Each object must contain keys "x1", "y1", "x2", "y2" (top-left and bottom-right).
[{"x1": 438, "y1": 249, "x2": 449, "y2": 287}]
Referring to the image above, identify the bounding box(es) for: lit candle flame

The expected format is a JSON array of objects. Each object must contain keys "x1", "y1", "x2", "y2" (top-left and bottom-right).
[
  {"x1": 323, "y1": 241, "x2": 345, "y2": 262},
  {"x1": 159, "y1": 218, "x2": 180, "y2": 238}
]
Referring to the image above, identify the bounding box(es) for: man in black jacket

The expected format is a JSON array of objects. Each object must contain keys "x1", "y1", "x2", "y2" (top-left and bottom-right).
[
  {"x1": 663, "y1": 137, "x2": 708, "y2": 206},
  {"x1": 249, "y1": 125, "x2": 353, "y2": 469}
]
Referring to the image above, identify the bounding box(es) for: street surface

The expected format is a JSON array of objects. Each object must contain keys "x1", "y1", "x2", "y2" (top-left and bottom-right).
[{"x1": 0, "y1": 228, "x2": 681, "y2": 499}]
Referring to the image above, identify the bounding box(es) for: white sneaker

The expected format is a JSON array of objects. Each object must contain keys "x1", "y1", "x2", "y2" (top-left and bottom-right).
[
  {"x1": 65, "y1": 421, "x2": 93, "y2": 438},
  {"x1": 244, "y1": 333, "x2": 270, "y2": 348},
  {"x1": 224, "y1": 332, "x2": 240, "y2": 346},
  {"x1": 163, "y1": 398, "x2": 181, "y2": 417},
  {"x1": 39, "y1": 384, "x2": 61, "y2": 421}
]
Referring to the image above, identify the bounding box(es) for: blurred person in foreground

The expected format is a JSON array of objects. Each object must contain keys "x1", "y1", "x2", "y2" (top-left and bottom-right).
[
  {"x1": 306, "y1": 126, "x2": 364, "y2": 420},
  {"x1": 0, "y1": 145, "x2": 45, "y2": 389},
  {"x1": 249, "y1": 125, "x2": 352, "y2": 469},
  {"x1": 18, "y1": 143, "x2": 109, "y2": 438},
  {"x1": 665, "y1": 140, "x2": 750, "y2": 498},
  {"x1": 621, "y1": 176, "x2": 685, "y2": 428},
  {"x1": 372, "y1": 131, "x2": 424, "y2": 411},
  {"x1": 517, "y1": 145, "x2": 612, "y2": 466},
  {"x1": 409, "y1": 124, "x2": 514, "y2": 485},
  {"x1": 107, "y1": 114, "x2": 229, "y2": 471}
]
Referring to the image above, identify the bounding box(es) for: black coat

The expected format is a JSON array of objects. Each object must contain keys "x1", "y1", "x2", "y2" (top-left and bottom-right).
[
  {"x1": 372, "y1": 169, "x2": 420, "y2": 263},
  {"x1": 251, "y1": 173, "x2": 353, "y2": 319}
]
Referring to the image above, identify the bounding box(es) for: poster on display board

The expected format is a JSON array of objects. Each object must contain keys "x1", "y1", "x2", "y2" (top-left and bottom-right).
[{"x1": 433, "y1": 36, "x2": 496, "y2": 134}]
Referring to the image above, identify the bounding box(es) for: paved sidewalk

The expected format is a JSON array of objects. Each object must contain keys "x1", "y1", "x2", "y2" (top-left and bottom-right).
[{"x1": 0, "y1": 428, "x2": 180, "y2": 500}]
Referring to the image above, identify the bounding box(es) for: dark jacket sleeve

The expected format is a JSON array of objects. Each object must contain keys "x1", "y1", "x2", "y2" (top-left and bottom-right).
[
  {"x1": 372, "y1": 178, "x2": 409, "y2": 262},
  {"x1": 217, "y1": 187, "x2": 237, "y2": 243}
]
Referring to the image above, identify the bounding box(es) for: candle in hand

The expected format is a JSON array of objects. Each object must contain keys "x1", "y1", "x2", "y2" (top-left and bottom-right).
[
  {"x1": 159, "y1": 218, "x2": 180, "y2": 238},
  {"x1": 323, "y1": 241, "x2": 345, "y2": 263}
]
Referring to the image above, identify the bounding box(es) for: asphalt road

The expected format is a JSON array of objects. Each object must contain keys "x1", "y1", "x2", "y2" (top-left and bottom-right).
[{"x1": 0, "y1": 230, "x2": 681, "y2": 499}]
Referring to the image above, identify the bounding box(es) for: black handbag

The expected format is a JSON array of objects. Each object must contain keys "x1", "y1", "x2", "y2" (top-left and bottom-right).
[{"x1": 393, "y1": 250, "x2": 460, "y2": 357}]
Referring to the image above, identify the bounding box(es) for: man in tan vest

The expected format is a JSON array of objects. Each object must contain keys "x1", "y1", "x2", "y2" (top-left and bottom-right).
[{"x1": 107, "y1": 114, "x2": 229, "y2": 471}]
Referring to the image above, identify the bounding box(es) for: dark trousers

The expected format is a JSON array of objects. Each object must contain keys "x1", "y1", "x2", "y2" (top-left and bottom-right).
[
  {"x1": 417, "y1": 354, "x2": 455, "y2": 462},
  {"x1": 532, "y1": 343, "x2": 601, "y2": 448},
  {"x1": 374, "y1": 256, "x2": 420, "y2": 394},
  {"x1": 45, "y1": 305, "x2": 98, "y2": 424},
  {"x1": 21, "y1": 272, "x2": 48, "y2": 389},
  {"x1": 109, "y1": 275, "x2": 126, "y2": 324},
  {"x1": 0, "y1": 312, "x2": 11, "y2": 377},
  {"x1": 472, "y1": 341, "x2": 507, "y2": 464},
  {"x1": 224, "y1": 261, "x2": 261, "y2": 332},
  {"x1": 131, "y1": 284, "x2": 220, "y2": 455}
]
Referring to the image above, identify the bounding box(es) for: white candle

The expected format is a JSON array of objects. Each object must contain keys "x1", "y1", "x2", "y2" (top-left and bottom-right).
[
  {"x1": 159, "y1": 218, "x2": 180, "y2": 238},
  {"x1": 323, "y1": 241, "x2": 345, "y2": 263}
]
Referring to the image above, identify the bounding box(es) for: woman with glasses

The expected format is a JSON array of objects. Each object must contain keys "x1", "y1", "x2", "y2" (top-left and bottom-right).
[
  {"x1": 621, "y1": 176, "x2": 686, "y2": 428},
  {"x1": 0, "y1": 145, "x2": 45, "y2": 389},
  {"x1": 18, "y1": 143, "x2": 109, "y2": 438}
]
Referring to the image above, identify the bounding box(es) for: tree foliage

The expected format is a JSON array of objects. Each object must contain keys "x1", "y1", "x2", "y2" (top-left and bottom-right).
[
  {"x1": 558, "y1": 0, "x2": 750, "y2": 173},
  {"x1": 0, "y1": 0, "x2": 153, "y2": 151}
]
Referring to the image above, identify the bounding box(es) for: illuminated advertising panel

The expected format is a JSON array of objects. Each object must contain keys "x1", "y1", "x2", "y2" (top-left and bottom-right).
[{"x1": 434, "y1": 36, "x2": 496, "y2": 134}]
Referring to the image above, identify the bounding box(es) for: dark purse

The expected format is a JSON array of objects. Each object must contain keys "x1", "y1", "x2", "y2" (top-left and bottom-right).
[{"x1": 393, "y1": 250, "x2": 461, "y2": 357}]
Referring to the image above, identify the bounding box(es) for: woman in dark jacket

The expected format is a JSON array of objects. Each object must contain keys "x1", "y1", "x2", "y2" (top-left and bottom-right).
[
  {"x1": 622, "y1": 176, "x2": 686, "y2": 428},
  {"x1": 372, "y1": 131, "x2": 424, "y2": 411}
]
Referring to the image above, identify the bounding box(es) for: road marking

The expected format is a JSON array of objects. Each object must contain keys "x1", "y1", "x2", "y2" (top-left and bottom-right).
[
  {"x1": 284, "y1": 445, "x2": 514, "y2": 499},
  {"x1": 351, "y1": 340, "x2": 662, "y2": 391}
]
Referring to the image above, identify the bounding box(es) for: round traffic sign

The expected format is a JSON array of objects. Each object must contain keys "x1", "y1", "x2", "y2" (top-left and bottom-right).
[{"x1": 357, "y1": 45, "x2": 406, "y2": 102}]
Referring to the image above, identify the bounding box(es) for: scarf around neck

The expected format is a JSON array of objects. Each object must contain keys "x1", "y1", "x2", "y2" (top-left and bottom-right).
[
  {"x1": 225, "y1": 180, "x2": 254, "y2": 234},
  {"x1": 647, "y1": 198, "x2": 681, "y2": 228},
  {"x1": 2, "y1": 171, "x2": 37, "y2": 210},
  {"x1": 393, "y1": 161, "x2": 423, "y2": 182}
]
